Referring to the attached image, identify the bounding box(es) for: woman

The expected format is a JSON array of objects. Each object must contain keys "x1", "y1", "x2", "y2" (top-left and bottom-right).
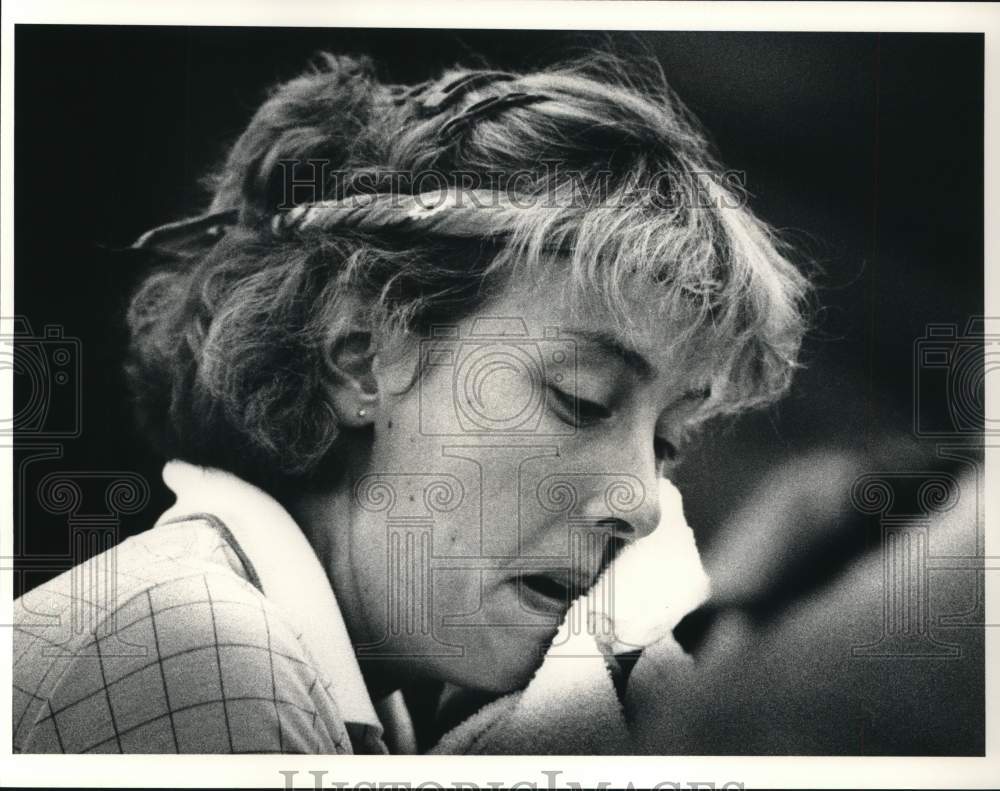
[{"x1": 12, "y1": 50, "x2": 809, "y2": 753}]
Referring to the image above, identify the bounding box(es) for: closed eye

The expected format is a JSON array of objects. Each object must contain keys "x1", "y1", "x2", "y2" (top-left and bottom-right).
[{"x1": 548, "y1": 386, "x2": 611, "y2": 427}]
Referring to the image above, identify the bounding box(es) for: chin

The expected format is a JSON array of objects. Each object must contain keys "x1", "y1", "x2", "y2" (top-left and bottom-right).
[{"x1": 456, "y1": 626, "x2": 557, "y2": 694}]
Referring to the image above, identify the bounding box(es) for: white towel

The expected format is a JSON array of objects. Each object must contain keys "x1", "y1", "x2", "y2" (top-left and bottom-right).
[{"x1": 429, "y1": 478, "x2": 711, "y2": 755}]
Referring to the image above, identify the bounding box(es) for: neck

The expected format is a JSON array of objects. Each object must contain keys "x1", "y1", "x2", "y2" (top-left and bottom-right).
[{"x1": 284, "y1": 442, "x2": 412, "y2": 704}]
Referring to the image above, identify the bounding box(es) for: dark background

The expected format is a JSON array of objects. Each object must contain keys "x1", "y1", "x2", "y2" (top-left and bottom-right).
[
  {"x1": 10, "y1": 27, "x2": 985, "y2": 753},
  {"x1": 12, "y1": 27, "x2": 983, "y2": 569}
]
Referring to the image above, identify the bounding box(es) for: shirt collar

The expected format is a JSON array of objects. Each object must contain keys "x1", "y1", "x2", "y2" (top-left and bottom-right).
[{"x1": 156, "y1": 460, "x2": 382, "y2": 731}]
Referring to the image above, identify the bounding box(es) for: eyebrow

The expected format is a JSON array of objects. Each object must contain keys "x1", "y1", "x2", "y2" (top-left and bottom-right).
[
  {"x1": 563, "y1": 328, "x2": 712, "y2": 402},
  {"x1": 565, "y1": 329, "x2": 656, "y2": 381}
]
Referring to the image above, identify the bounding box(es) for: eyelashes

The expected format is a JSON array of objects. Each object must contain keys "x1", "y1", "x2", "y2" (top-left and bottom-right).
[
  {"x1": 546, "y1": 386, "x2": 609, "y2": 426},
  {"x1": 547, "y1": 385, "x2": 683, "y2": 467}
]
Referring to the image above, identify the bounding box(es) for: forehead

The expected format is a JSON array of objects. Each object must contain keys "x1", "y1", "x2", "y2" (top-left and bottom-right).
[{"x1": 468, "y1": 265, "x2": 719, "y2": 382}]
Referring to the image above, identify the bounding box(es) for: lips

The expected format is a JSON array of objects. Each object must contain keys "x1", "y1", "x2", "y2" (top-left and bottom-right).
[
  {"x1": 513, "y1": 535, "x2": 628, "y2": 614},
  {"x1": 516, "y1": 569, "x2": 590, "y2": 613}
]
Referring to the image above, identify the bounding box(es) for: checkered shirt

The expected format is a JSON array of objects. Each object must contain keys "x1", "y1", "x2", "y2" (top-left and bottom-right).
[{"x1": 13, "y1": 462, "x2": 406, "y2": 754}]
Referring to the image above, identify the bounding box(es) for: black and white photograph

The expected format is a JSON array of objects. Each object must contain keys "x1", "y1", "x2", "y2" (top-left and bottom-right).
[{"x1": 2, "y1": 1, "x2": 998, "y2": 788}]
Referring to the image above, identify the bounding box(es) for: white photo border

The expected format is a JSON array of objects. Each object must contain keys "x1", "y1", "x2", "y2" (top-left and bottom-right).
[{"x1": 1, "y1": 2, "x2": 997, "y2": 788}]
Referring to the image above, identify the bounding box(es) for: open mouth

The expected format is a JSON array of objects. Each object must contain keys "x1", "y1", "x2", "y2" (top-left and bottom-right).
[
  {"x1": 514, "y1": 536, "x2": 627, "y2": 614},
  {"x1": 520, "y1": 573, "x2": 572, "y2": 604},
  {"x1": 515, "y1": 570, "x2": 595, "y2": 615}
]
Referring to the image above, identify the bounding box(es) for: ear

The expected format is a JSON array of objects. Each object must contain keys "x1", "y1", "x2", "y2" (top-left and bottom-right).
[{"x1": 325, "y1": 331, "x2": 380, "y2": 427}]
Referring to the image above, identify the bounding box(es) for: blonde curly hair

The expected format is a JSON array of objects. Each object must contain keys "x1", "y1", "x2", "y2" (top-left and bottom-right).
[{"x1": 126, "y1": 50, "x2": 811, "y2": 491}]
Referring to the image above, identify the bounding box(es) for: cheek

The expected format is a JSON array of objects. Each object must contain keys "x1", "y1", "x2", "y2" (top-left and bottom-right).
[
  {"x1": 368, "y1": 411, "x2": 622, "y2": 568},
  {"x1": 369, "y1": 390, "x2": 544, "y2": 557},
  {"x1": 364, "y1": 379, "x2": 629, "y2": 596},
  {"x1": 415, "y1": 346, "x2": 551, "y2": 437}
]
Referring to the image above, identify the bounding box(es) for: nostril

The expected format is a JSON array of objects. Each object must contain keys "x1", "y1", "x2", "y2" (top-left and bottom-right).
[
  {"x1": 599, "y1": 517, "x2": 632, "y2": 538},
  {"x1": 599, "y1": 531, "x2": 628, "y2": 571}
]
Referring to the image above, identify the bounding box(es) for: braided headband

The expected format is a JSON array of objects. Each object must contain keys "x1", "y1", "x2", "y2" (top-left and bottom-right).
[
  {"x1": 132, "y1": 188, "x2": 570, "y2": 255},
  {"x1": 132, "y1": 209, "x2": 238, "y2": 256},
  {"x1": 271, "y1": 187, "x2": 569, "y2": 239}
]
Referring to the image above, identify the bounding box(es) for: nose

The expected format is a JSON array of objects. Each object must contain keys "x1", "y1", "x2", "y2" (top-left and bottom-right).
[
  {"x1": 615, "y1": 475, "x2": 663, "y2": 541},
  {"x1": 573, "y1": 468, "x2": 663, "y2": 543}
]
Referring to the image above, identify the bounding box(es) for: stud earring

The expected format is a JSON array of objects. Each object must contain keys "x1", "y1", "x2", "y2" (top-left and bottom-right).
[{"x1": 357, "y1": 408, "x2": 368, "y2": 418}]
